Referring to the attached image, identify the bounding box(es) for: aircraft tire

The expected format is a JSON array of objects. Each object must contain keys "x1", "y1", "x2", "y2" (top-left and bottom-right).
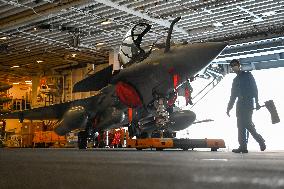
[
  {"x1": 156, "y1": 148, "x2": 164, "y2": 151},
  {"x1": 163, "y1": 131, "x2": 174, "y2": 138}
]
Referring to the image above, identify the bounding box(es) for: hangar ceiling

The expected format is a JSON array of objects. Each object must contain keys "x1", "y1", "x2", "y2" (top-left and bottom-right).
[{"x1": 0, "y1": 0, "x2": 283, "y2": 83}]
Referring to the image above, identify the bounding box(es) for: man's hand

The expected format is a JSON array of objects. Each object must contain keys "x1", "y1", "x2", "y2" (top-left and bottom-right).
[
  {"x1": 226, "y1": 109, "x2": 230, "y2": 117},
  {"x1": 256, "y1": 103, "x2": 261, "y2": 110}
]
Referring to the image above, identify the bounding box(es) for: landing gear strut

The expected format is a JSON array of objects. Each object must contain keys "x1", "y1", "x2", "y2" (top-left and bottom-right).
[
  {"x1": 151, "y1": 97, "x2": 176, "y2": 138},
  {"x1": 78, "y1": 131, "x2": 87, "y2": 149},
  {"x1": 78, "y1": 120, "x2": 95, "y2": 149},
  {"x1": 154, "y1": 98, "x2": 170, "y2": 128}
]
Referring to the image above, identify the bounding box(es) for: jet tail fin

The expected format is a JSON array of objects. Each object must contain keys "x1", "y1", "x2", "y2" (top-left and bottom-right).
[{"x1": 73, "y1": 65, "x2": 113, "y2": 92}]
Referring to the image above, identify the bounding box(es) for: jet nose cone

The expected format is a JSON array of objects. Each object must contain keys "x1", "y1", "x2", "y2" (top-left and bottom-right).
[
  {"x1": 171, "y1": 42, "x2": 227, "y2": 75},
  {"x1": 188, "y1": 42, "x2": 227, "y2": 59},
  {"x1": 203, "y1": 42, "x2": 227, "y2": 56}
]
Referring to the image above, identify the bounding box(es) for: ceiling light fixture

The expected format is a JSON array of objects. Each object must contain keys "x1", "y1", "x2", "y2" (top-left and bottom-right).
[
  {"x1": 212, "y1": 22, "x2": 223, "y2": 27},
  {"x1": 71, "y1": 53, "x2": 77, "y2": 57},
  {"x1": 96, "y1": 42, "x2": 105, "y2": 46},
  {"x1": 232, "y1": 19, "x2": 246, "y2": 26},
  {"x1": 12, "y1": 83, "x2": 19, "y2": 85},
  {"x1": 211, "y1": 63, "x2": 218, "y2": 68},
  {"x1": 25, "y1": 81, "x2": 32, "y2": 83},
  {"x1": 0, "y1": 36, "x2": 8, "y2": 40},
  {"x1": 101, "y1": 20, "x2": 112, "y2": 25},
  {"x1": 36, "y1": 60, "x2": 43, "y2": 63},
  {"x1": 11, "y1": 65, "x2": 20, "y2": 68}
]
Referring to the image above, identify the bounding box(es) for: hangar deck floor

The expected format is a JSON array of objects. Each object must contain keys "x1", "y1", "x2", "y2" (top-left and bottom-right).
[{"x1": 0, "y1": 148, "x2": 284, "y2": 189}]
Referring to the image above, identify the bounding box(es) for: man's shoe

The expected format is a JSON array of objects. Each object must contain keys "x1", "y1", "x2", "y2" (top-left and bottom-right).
[
  {"x1": 232, "y1": 148, "x2": 248, "y2": 153},
  {"x1": 259, "y1": 142, "x2": 266, "y2": 151}
]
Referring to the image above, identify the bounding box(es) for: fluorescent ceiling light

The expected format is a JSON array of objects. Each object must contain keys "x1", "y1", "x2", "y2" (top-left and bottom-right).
[
  {"x1": 211, "y1": 63, "x2": 218, "y2": 68},
  {"x1": 36, "y1": 60, "x2": 43, "y2": 63},
  {"x1": 71, "y1": 53, "x2": 77, "y2": 57},
  {"x1": 25, "y1": 81, "x2": 32, "y2": 83},
  {"x1": 11, "y1": 65, "x2": 20, "y2": 68},
  {"x1": 212, "y1": 22, "x2": 223, "y2": 27},
  {"x1": 96, "y1": 42, "x2": 105, "y2": 46},
  {"x1": 232, "y1": 19, "x2": 246, "y2": 26},
  {"x1": 0, "y1": 36, "x2": 8, "y2": 40},
  {"x1": 13, "y1": 83, "x2": 19, "y2": 85},
  {"x1": 101, "y1": 20, "x2": 112, "y2": 25}
]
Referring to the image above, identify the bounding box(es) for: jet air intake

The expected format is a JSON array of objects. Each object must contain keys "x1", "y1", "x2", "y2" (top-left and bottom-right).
[{"x1": 54, "y1": 106, "x2": 88, "y2": 135}]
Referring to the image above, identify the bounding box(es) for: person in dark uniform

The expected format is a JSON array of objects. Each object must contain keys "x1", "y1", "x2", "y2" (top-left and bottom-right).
[{"x1": 226, "y1": 59, "x2": 266, "y2": 153}]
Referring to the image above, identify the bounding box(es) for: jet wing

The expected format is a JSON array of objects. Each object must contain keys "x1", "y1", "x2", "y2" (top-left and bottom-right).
[
  {"x1": 0, "y1": 102, "x2": 72, "y2": 121},
  {"x1": 73, "y1": 65, "x2": 113, "y2": 92},
  {"x1": 0, "y1": 92, "x2": 107, "y2": 122}
]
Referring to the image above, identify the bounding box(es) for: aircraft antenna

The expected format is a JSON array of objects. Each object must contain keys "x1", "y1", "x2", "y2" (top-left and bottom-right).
[{"x1": 164, "y1": 17, "x2": 181, "y2": 53}]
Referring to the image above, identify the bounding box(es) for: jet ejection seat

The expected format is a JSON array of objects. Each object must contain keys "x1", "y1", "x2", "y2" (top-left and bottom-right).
[{"x1": 118, "y1": 23, "x2": 155, "y2": 67}]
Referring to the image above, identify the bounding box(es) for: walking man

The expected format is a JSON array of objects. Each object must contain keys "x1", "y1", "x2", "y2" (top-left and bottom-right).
[{"x1": 227, "y1": 59, "x2": 266, "y2": 153}]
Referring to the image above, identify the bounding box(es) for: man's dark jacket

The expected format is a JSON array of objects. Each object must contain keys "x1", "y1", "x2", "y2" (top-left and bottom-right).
[{"x1": 227, "y1": 71, "x2": 258, "y2": 115}]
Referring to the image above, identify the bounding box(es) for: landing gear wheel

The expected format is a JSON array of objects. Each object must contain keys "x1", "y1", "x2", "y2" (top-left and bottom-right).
[
  {"x1": 151, "y1": 130, "x2": 162, "y2": 138},
  {"x1": 156, "y1": 148, "x2": 164, "y2": 151},
  {"x1": 211, "y1": 148, "x2": 218, "y2": 151},
  {"x1": 78, "y1": 131, "x2": 87, "y2": 149},
  {"x1": 139, "y1": 132, "x2": 148, "y2": 139},
  {"x1": 163, "y1": 130, "x2": 174, "y2": 138}
]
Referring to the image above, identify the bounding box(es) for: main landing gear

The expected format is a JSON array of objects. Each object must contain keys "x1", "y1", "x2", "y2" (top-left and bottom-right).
[{"x1": 78, "y1": 131, "x2": 87, "y2": 149}]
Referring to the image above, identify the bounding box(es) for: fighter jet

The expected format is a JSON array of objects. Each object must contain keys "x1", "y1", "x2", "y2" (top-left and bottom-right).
[
  {"x1": 0, "y1": 82, "x2": 12, "y2": 92},
  {"x1": 0, "y1": 96, "x2": 12, "y2": 104},
  {"x1": 0, "y1": 82, "x2": 12, "y2": 111},
  {"x1": 0, "y1": 17, "x2": 226, "y2": 149}
]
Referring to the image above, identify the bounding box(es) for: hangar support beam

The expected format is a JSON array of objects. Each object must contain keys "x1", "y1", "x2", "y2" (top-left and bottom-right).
[
  {"x1": 94, "y1": 0, "x2": 188, "y2": 35},
  {"x1": 0, "y1": 0, "x2": 92, "y2": 32},
  {"x1": 242, "y1": 59, "x2": 284, "y2": 71}
]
